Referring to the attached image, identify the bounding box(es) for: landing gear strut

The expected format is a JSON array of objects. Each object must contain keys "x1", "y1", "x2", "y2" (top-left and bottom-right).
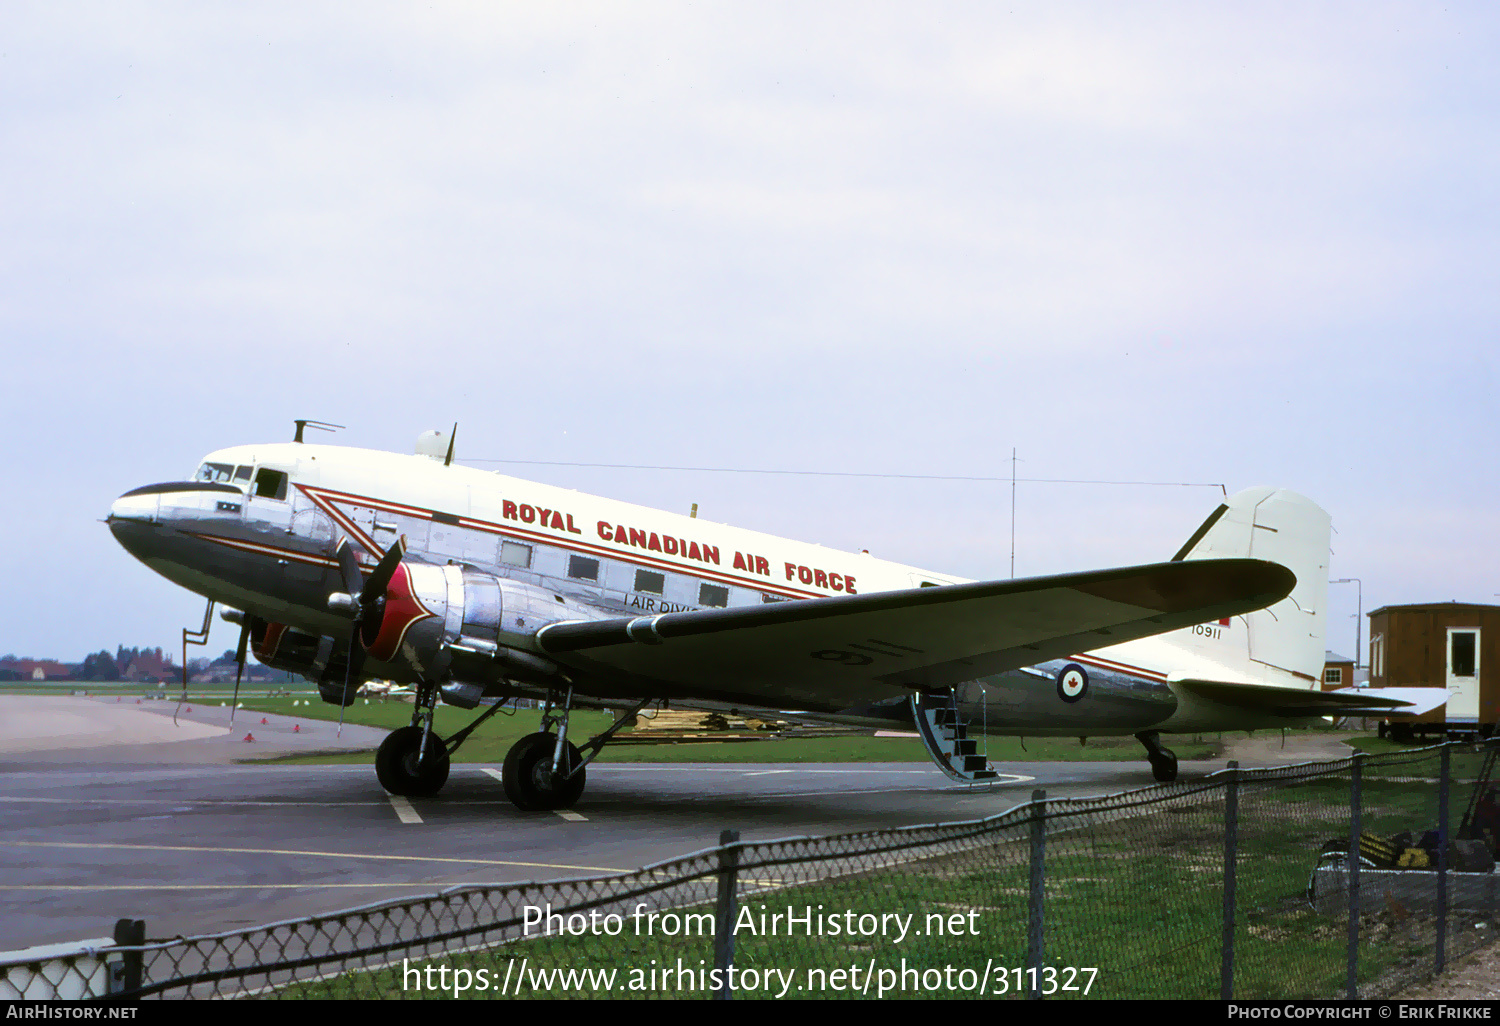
[
  {"x1": 377, "y1": 680, "x2": 451, "y2": 797},
  {"x1": 371, "y1": 678, "x2": 650, "y2": 809},
  {"x1": 1135, "y1": 730, "x2": 1178, "y2": 782}
]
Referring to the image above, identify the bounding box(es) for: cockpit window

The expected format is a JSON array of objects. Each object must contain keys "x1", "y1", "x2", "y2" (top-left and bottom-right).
[
  {"x1": 195, "y1": 462, "x2": 235, "y2": 484},
  {"x1": 253, "y1": 468, "x2": 289, "y2": 500},
  {"x1": 233, "y1": 465, "x2": 252, "y2": 482}
]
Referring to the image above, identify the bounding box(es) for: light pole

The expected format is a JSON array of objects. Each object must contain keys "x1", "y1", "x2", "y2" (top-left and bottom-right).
[{"x1": 1332, "y1": 578, "x2": 1362, "y2": 675}]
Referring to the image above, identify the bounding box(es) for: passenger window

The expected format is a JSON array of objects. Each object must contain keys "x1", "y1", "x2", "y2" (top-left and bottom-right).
[
  {"x1": 253, "y1": 468, "x2": 289, "y2": 500},
  {"x1": 634, "y1": 570, "x2": 665, "y2": 595},
  {"x1": 568, "y1": 555, "x2": 600, "y2": 581},
  {"x1": 500, "y1": 541, "x2": 533, "y2": 569},
  {"x1": 699, "y1": 583, "x2": 729, "y2": 608}
]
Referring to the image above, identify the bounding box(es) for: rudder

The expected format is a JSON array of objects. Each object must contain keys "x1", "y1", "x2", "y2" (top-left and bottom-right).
[{"x1": 1174, "y1": 487, "x2": 1331, "y2": 684}]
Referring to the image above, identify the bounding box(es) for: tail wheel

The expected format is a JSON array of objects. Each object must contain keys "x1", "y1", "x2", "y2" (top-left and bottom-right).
[
  {"x1": 376, "y1": 726, "x2": 451, "y2": 797},
  {"x1": 503, "y1": 732, "x2": 587, "y2": 811}
]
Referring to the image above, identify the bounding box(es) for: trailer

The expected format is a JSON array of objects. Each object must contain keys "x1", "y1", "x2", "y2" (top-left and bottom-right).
[{"x1": 1368, "y1": 602, "x2": 1500, "y2": 741}]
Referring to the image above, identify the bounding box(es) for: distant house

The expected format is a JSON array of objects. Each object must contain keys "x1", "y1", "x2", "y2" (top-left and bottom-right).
[
  {"x1": 1320, "y1": 650, "x2": 1355, "y2": 691},
  {"x1": 0, "y1": 658, "x2": 76, "y2": 681}
]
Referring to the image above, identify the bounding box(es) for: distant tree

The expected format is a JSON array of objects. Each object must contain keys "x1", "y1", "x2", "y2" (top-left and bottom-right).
[{"x1": 81, "y1": 651, "x2": 119, "y2": 681}]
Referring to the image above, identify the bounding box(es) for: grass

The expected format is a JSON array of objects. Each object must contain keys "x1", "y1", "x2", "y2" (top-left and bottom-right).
[
  {"x1": 276, "y1": 762, "x2": 1480, "y2": 1000},
  {"x1": 221, "y1": 694, "x2": 1224, "y2": 765}
]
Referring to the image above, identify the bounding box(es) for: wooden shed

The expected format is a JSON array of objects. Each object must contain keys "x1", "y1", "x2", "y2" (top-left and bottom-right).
[
  {"x1": 1320, "y1": 650, "x2": 1355, "y2": 691},
  {"x1": 1366, "y1": 602, "x2": 1500, "y2": 738}
]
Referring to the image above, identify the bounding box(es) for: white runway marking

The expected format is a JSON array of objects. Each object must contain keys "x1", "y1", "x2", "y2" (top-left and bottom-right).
[
  {"x1": 388, "y1": 795, "x2": 422, "y2": 823},
  {"x1": 743, "y1": 769, "x2": 794, "y2": 776},
  {"x1": 482, "y1": 768, "x2": 588, "y2": 820},
  {"x1": 0, "y1": 840, "x2": 625, "y2": 873}
]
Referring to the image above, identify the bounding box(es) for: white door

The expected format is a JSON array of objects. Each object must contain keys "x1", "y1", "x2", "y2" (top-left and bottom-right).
[{"x1": 1445, "y1": 628, "x2": 1480, "y2": 722}]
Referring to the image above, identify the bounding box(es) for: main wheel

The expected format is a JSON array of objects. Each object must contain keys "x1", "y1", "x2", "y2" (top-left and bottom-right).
[
  {"x1": 376, "y1": 726, "x2": 451, "y2": 797},
  {"x1": 1149, "y1": 748, "x2": 1178, "y2": 782},
  {"x1": 502, "y1": 732, "x2": 587, "y2": 811}
]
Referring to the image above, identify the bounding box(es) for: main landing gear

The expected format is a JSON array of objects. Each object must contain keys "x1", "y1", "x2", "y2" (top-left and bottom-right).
[
  {"x1": 374, "y1": 682, "x2": 650, "y2": 813},
  {"x1": 1135, "y1": 729, "x2": 1179, "y2": 782},
  {"x1": 375, "y1": 680, "x2": 453, "y2": 798}
]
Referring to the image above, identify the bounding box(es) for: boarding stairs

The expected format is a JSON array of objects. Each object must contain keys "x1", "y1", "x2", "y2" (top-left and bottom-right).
[{"x1": 911, "y1": 690, "x2": 999, "y2": 783}]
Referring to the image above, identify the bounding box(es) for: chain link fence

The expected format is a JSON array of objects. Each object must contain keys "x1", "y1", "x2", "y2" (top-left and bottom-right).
[{"x1": 3, "y1": 738, "x2": 1495, "y2": 1000}]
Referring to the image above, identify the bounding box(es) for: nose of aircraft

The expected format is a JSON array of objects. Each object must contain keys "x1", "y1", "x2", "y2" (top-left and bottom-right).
[
  {"x1": 108, "y1": 489, "x2": 160, "y2": 526},
  {"x1": 106, "y1": 486, "x2": 164, "y2": 563}
]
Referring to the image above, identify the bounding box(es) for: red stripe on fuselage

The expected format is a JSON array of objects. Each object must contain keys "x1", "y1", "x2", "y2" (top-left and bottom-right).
[{"x1": 296, "y1": 484, "x2": 822, "y2": 601}]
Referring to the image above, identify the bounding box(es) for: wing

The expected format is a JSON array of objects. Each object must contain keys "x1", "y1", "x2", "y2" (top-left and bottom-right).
[{"x1": 536, "y1": 558, "x2": 1294, "y2": 711}]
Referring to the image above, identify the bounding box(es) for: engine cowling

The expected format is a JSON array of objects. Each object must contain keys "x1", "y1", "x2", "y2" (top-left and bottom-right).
[
  {"x1": 250, "y1": 619, "x2": 346, "y2": 685},
  {"x1": 355, "y1": 563, "x2": 605, "y2": 686}
]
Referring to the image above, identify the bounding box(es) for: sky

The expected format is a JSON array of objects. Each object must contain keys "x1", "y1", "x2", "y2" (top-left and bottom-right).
[{"x1": 2, "y1": 3, "x2": 1496, "y2": 663}]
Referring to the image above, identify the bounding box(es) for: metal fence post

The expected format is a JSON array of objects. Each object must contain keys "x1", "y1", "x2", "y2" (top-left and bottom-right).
[
  {"x1": 1221, "y1": 761, "x2": 1238, "y2": 1000},
  {"x1": 1436, "y1": 745, "x2": 1450, "y2": 976},
  {"x1": 714, "y1": 829, "x2": 741, "y2": 1001},
  {"x1": 1346, "y1": 752, "x2": 1363, "y2": 999},
  {"x1": 112, "y1": 917, "x2": 144, "y2": 996},
  {"x1": 1028, "y1": 788, "x2": 1046, "y2": 1000}
]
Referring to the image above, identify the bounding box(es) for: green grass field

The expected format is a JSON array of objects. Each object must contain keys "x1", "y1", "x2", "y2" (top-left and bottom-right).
[{"x1": 217, "y1": 692, "x2": 1228, "y2": 765}]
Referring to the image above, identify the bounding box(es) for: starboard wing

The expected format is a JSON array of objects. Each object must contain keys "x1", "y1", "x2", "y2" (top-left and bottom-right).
[{"x1": 535, "y1": 558, "x2": 1295, "y2": 710}]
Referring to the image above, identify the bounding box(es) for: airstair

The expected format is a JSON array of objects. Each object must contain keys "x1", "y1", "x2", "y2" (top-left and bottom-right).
[{"x1": 911, "y1": 689, "x2": 999, "y2": 783}]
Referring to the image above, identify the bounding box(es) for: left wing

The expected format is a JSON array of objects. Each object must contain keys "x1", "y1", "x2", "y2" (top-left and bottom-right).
[{"x1": 535, "y1": 558, "x2": 1294, "y2": 709}]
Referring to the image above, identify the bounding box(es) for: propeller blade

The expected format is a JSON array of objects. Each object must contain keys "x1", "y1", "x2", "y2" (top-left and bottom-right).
[
  {"x1": 334, "y1": 537, "x2": 365, "y2": 598},
  {"x1": 360, "y1": 535, "x2": 407, "y2": 606},
  {"x1": 228, "y1": 619, "x2": 249, "y2": 726},
  {"x1": 337, "y1": 633, "x2": 366, "y2": 738}
]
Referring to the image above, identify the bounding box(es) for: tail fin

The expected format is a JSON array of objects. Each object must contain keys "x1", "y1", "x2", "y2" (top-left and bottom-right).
[{"x1": 1174, "y1": 487, "x2": 1331, "y2": 685}]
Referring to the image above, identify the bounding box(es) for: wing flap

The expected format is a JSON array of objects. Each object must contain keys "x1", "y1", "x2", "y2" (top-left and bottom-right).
[{"x1": 536, "y1": 558, "x2": 1294, "y2": 710}]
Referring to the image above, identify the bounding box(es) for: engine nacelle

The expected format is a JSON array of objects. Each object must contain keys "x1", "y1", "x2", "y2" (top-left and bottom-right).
[
  {"x1": 250, "y1": 619, "x2": 346, "y2": 686},
  {"x1": 360, "y1": 563, "x2": 605, "y2": 685}
]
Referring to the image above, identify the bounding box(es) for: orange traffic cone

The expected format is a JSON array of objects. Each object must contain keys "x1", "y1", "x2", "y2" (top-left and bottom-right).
[
  {"x1": 293, "y1": 724, "x2": 300, "y2": 733},
  {"x1": 243, "y1": 733, "x2": 255, "y2": 742},
  {"x1": 261, "y1": 717, "x2": 268, "y2": 725}
]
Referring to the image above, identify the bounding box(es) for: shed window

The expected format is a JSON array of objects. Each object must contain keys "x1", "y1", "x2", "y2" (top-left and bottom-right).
[
  {"x1": 634, "y1": 570, "x2": 665, "y2": 595},
  {"x1": 1451, "y1": 632, "x2": 1477, "y2": 677},
  {"x1": 500, "y1": 542, "x2": 533, "y2": 568},
  {"x1": 1324, "y1": 667, "x2": 1342, "y2": 686}
]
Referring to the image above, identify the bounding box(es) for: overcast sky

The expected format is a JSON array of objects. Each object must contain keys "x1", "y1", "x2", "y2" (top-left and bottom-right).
[{"x1": 3, "y1": 3, "x2": 1496, "y2": 663}]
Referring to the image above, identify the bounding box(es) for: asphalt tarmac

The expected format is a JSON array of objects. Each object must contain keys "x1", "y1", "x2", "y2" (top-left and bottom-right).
[{"x1": 0, "y1": 695, "x2": 1320, "y2": 952}]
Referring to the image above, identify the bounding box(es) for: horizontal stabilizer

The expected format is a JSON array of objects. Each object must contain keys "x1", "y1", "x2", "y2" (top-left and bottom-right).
[
  {"x1": 1170, "y1": 678, "x2": 1437, "y2": 718},
  {"x1": 1332, "y1": 687, "x2": 1448, "y2": 717}
]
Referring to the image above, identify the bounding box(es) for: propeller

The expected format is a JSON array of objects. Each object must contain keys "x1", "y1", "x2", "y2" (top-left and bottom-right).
[{"x1": 330, "y1": 535, "x2": 407, "y2": 735}]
